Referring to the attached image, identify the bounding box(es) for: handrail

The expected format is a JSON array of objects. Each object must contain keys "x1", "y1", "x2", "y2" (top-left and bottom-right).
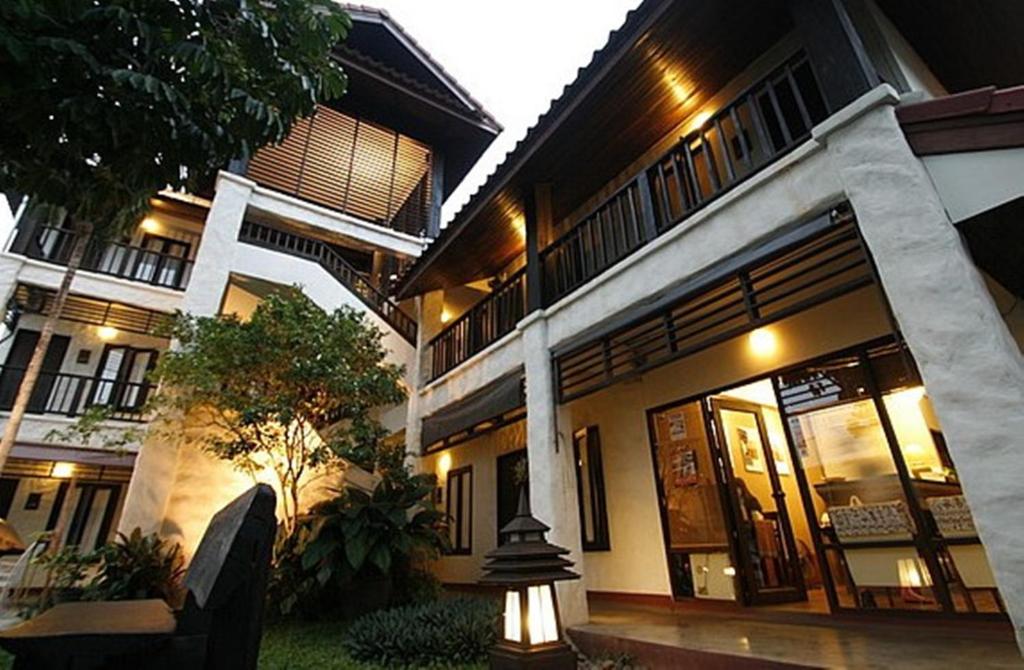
[
  {"x1": 238, "y1": 221, "x2": 418, "y2": 344},
  {"x1": 27, "y1": 226, "x2": 194, "y2": 290},
  {"x1": 539, "y1": 51, "x2": 827, "y2": 307},
  {"x1": 428, "y1": 267, "x2": 527, "y2": 380},
  {"x1": 0, "y1": 366, "x2": 153, "y2": 422}
]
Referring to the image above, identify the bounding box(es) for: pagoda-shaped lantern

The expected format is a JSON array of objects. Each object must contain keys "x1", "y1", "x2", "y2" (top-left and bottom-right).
[{"x1": 479, "y1": 489, "x2": 579, "y2": 669}]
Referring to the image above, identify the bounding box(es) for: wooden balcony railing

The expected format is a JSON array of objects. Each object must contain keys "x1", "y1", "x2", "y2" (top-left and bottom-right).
[
  {"x1": 429, "y1": 268, "x2": 527, "y2": 380},
  {"x1": 238, "y1": 221, "x2": 418, "y2": 344},
  {"x1": 28, "y1": 226, "x2": 194, "y2": 290},
  {"x1": 541, "y1": 51, "x2": 828, "y2": 307},
  {"x1": 0, "y1": 366, "x2": 154, "y2": 422}
]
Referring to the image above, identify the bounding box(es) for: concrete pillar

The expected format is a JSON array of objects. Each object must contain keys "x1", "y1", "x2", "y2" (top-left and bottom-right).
[
  {"x1": 820, "y1": 86, "x2": 1024, "y2": 646},
  {"x1": 520, "y1": 312, "x2": 589, "y2": 627},
  {"x1": 118, "y1": 171, "x2": 254, "y2": 535}
]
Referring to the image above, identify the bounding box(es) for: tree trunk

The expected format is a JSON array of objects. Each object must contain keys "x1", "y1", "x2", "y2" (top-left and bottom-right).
[{"x1": 0, "y1": 218, "x2": 93, "y2": 474}]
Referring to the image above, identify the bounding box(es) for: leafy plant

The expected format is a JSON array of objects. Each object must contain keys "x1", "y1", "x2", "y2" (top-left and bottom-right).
[
  {"x1": 33, "y1": 545, "x2": 99, "y2": 611},
  {"x1": 343, "y1": 597, "x2": 501, "y2": 667},
  {"x1": 0, "y1": 0, "x2": 351, "y2": 476},
  {"x1": 149, "y1": 291, "x2": 407, "y2": 542},
  {"x1": 83, "y1": 528, "x2": 185, "y2": 603},
  {"x1": 301, "y1": 475, "x2": 447, "y2": 587}
]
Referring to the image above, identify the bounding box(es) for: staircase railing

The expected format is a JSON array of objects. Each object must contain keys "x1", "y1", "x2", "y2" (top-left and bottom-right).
[{"x1": 238, "y1": 221, "x2": 417, "y2": 344}]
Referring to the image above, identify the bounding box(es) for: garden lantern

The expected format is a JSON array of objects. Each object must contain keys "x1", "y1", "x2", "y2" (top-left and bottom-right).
[{"x1": 480, "y1": 490, "x2": 579, "y2": 669}]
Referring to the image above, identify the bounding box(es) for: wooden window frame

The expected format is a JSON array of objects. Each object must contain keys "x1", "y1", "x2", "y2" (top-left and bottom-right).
[
  {"x1": 574, "y1": 426, "x2": 611, "y2": 552},
  {"x1": 445, "y1": 465, "x2": 473, "y2": 556}
]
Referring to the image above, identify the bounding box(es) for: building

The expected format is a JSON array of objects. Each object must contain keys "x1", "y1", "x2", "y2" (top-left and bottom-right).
[
  {"x1": 0, "y1": 5, "x2": 498, "y2": 556},
  {"x1": 397, "y1": 0, "x2": 1024, "y2": 647}
]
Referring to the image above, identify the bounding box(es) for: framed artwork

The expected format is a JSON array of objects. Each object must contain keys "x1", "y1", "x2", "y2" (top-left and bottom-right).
[{"x1": 737, "y1": 426, "x2": 765, "y2": 473}]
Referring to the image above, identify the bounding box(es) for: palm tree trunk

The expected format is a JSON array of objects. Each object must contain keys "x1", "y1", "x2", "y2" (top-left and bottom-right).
[{"x1": 0, "y1": 218, "x2": 93, "y2": 474}]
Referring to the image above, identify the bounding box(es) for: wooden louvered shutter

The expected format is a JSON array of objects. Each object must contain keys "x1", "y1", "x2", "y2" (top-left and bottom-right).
[
  {"x1": 297, "y1": 107, "x2": 358, "y2": 211},
  {"x1": 246, "y1": 117, "x2": 313, "y2": 194}
]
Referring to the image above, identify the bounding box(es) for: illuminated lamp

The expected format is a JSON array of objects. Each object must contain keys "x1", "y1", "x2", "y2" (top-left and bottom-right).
[
  {"x1": 480, "y1": 490, "x2": 579, "y2": 669},
  {"x1": 96, "y1": 326, "x2": 119, "y2": 341},
  {"x1": 139, "y1": 217, "x2": 161, "y2": 233},
  {"x1": 51, "y1": 462, "x2": 75, "y2": 479},
  {"x1": 748, "y1": 327, "x2": 777, "y2": 357}
]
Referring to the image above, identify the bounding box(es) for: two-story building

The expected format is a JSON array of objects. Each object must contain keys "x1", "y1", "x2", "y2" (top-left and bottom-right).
[
  {"x1": 0, "y1": 4, "x2": 498, "y2": 556},
  {"x1": 397, "y1": 0, "x2": 1024, "y2": 653}
]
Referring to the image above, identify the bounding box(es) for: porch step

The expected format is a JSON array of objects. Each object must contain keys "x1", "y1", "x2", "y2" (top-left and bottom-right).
[{"x1": 569, "y1": 626, "x2": 818, "y2": 669}]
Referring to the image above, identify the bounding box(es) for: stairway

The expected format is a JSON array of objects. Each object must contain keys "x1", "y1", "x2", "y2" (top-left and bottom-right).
[{"x1": 238, "y1": 220, "x2": 417, "y2": 344}]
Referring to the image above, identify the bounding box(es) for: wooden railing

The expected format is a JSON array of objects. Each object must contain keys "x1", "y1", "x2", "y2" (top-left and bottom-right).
[
  {"x1": 238, "y1": 221, "x2": 418, "y2": 344},
  {"x1": 27, "y1": 226, "x2": 194, "y2": 290},
  {"x1": 429, "y1": 268, "x2": 527, "y2": 380},
  {"x1": 0, "y1": 366, "x2": 153, "y2": 421},
  {"x1": 541, "y1": 52, "x2": 828, "y2": 306}
]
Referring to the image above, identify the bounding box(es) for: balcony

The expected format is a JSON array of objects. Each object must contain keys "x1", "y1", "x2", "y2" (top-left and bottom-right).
[
  {"x1": 542, "y1": 52, "x2": 828, "y2": 307},
  {"x1": 0, "y1": 366, "x2": 153, "y2": 422},
  {"x1": 24, "y1": 226, "x2": 194, "y2": 291},
  {"x1": 428, "y1": 268, "x2": 527, "y2": 380},
  {"x1": 245, "y1": 106, "x2": 436, "y2": 237}
]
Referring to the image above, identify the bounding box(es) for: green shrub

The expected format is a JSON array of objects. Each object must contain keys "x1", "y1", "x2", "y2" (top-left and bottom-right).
[
  {"x1": 343, "y1": 597, "x2": 501, "y2": 667},
  {"x1": 83, "y1": 528, "x2": 184, "y2": 603}
]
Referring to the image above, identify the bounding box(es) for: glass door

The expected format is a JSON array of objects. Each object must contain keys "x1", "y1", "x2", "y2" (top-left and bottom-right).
[{"x1": 710, "y1": 398, "x2": 806, "y2": 604}]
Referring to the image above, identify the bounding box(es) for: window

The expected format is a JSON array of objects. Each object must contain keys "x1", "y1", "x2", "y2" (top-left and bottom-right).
[
  {"x1": 90, "y1": 345, "x2": 157, "y2": 411},
  {"x1": 574, "y1": 427, "x2": 610, "y2": 551},
  {"x1": 446, "y1": 466, "x2": 472, "y2": 555}
]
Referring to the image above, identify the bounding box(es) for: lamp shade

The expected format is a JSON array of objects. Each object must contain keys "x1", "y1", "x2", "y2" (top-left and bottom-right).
[{"x1": 480, "y1": 489, "x2": 579, "y2": 587}]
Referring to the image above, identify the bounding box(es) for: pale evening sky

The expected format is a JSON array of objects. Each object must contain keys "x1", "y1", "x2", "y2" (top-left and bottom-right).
[{"x1": 359, "y1": 0, "x2": 644, "y2": 225}]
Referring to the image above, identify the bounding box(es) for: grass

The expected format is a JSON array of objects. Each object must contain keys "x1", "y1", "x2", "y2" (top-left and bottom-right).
[{"x1": 0, "y1": 618, "x2": 484, "y2": 669}]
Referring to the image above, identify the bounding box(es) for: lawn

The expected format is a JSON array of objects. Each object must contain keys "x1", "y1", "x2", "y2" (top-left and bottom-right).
[{"x1": 0, "y1": 619, "x2": 486, "y2": 669}]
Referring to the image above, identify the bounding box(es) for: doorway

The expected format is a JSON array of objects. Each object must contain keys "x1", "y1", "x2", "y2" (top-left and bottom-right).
[{"x1": 496, "y1": 449, "x2": 527, "y2": 543}]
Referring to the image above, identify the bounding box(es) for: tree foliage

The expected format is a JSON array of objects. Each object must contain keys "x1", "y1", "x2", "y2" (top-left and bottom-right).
[
  {"x1": 0, "y1": 0, "x2": 350, "y2": 231},
  {"x1": 152, "y1": 291, "x2": 407, "y2": 538}
]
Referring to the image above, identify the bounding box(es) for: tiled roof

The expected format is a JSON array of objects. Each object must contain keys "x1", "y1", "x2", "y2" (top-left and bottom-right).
[{"x1": 340, "y1": 4, "x2": 500, "y2": 131}]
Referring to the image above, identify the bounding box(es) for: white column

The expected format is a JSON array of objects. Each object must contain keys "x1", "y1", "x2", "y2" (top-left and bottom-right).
[
  {"x1": 520, "y1": 312, "x2": 589, "y2": 627},
  {"x1": 820, "y1": 87, "x2": 1024, "y2": 646},
  {"x1": 118, "y1": 172, "x2": 254, "y2": 535}
]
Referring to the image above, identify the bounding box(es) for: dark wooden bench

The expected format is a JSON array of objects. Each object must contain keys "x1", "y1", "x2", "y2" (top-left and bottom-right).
[{"x1": 0, "y1": 483, "x2": 276, "y2": 670}]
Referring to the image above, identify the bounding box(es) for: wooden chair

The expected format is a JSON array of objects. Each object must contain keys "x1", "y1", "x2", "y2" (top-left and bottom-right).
[{"x1": 0, "y1": 484, "x2": 276, "y2": 670}]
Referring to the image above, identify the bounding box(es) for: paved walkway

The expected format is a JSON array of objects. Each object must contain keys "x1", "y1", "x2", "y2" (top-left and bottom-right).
[{"x1": 570, "y1": 601, "x2": 1023, "y2": 669}]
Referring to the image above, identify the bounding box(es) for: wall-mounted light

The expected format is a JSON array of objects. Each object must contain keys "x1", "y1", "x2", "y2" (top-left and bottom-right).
[
  {"x1": 440, "y1": 309, "x2": 452, "y2": 324},
  {"x1": 748, "y1": 327, "x2": 777, "y2": 358},
  {"x1": 723, "y1": 566, "x2": 737, "y2": 577},
  {"x1": 689, "y1": 111, "x2": 712, "y2": 133},
  {"x1": 51, "y1": 462, "x2": 75, "y2": 479},
  {"x1": 139, "y1": 217, "x2": 161, "y2": 234},
  {"x1": 96, "y1": 325, "x2": 119, "y2": 341},
  {"x1": 437, "y1": 452, "x2": 452, "y2": 480}
]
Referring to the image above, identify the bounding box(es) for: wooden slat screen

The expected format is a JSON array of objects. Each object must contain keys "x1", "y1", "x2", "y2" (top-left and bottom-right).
[
  {"x1": 246, "y1": 106, "x2": 433, "y2": 236},
  {"x1": 554, "y1": 211, "x2": 874, "y2": 402},
  {"x1": 14, "y1": 284, "x2": 173, "y2": 337}
]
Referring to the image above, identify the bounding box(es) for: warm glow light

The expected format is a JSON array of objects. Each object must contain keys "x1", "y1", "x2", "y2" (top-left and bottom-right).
[
  {"x1": 722, "y1": 566, "x2": 737, "y2": 577},
  {"x1": 437, "y1": 452, "x2": 452, "y2": 479},
  {"x1": 527, "y1": 584, "x2": 559, "y2": 644},
  {"x1": 690, "y1": 111, "x2": 712, "y2": 132},
  {"x1": 139, "y1": 217, "x2": 161, "y2": 233},
  {"x1": 96, "y1": 326, "x2": 119, "y2": 341},
  {"x1": 503, "y1": 590, "x2": 522, "y2": 643},
  {"x1": 440, "y1": 309, "x2": 452, "y2": 324},
  {"x1": 748, "y1": 328, "x2": 777, "y2": 357},
  {"x1": 898, "y1": 558, "x2": 933, "y2": 588},
  {"x1": 512, "y1": 215, "x2": 527, "y2": 242},
  {"x1": 51, "y1": 462, "x2": 75, "y2": 479}
]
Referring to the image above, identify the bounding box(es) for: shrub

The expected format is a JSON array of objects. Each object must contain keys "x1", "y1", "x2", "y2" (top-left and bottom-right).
[
  {"x1": 83, "y1": 528, "x2": 185, "y2": 603},
  {"x1": 343, "y1": 597, "x2": 501, "y2": 667}
]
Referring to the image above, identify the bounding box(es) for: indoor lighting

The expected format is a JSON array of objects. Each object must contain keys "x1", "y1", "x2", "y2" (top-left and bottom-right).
[
  {"x1": 480, "y1": 490, "x2": 579, "y2": 669},
  {"x1": 690, "y1": 111, "x2": 712, "y2": 132},
  {"x1": 139, "y1": 217, "x2": 161, "y2": 233},
  {"x1": 51, "y1": 462, "x2": 75, "y2": 479},
  {"x1": 437, "y1": 452, "x2": 452, "y2": 479},
  {"x1": 96, "y1": 325, "x2": 119, "y2": 341},
  {"x1": 440, "y1": 309, "x2": 452, "y2": 324},
  {"x1": 748, "y1": 327, "x2": 777, "y2": 357}
]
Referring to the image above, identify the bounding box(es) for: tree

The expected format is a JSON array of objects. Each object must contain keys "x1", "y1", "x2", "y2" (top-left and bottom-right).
[
  {"x1": 0, "y1": 0, "x2": 351, "y2": 472},
  {"x1": 151, "y1": 291, "x2": 407, "y2": 540}
]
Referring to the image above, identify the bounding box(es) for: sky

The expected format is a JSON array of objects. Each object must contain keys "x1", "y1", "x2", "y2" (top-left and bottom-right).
[{"x1": 362, "y1": 0, "x2": 643, "y2": 225}]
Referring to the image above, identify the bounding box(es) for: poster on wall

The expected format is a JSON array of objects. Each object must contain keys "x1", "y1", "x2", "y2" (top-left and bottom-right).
[
  {"x1": 672, "y1": 447, "x2": 698, "y2": 487},
  {"x1": 667, "y1": 409, "x2": 688, "y2": 441},
  {"x1": 738, "y1": 426, "x2": 765, "y2": 473}
]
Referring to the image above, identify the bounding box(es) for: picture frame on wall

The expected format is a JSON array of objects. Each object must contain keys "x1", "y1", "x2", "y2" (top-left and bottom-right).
[{"x1": 738, "y1": 426, "x2": 765, "y2": 473}]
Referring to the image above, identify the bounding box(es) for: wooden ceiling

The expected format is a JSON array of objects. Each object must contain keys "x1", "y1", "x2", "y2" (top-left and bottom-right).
[{"x1": 400, "y1": 0, "x2": 794, "y2": 297}]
